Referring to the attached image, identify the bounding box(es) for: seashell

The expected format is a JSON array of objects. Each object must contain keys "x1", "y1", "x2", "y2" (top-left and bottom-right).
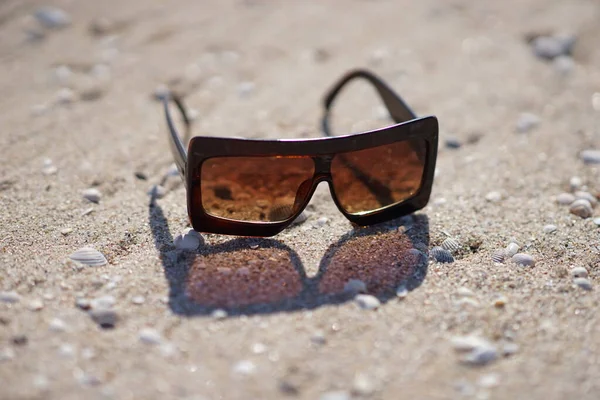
[
  {"x1": 485, "y1": 191, "x2": 502, "y2": 202},
  {"x1": 354, "y1": 294, "x2": 381, "y2": 310},
  {"x1": 430, "y1": 246, "x2": 454, "y2": 263},
  {"x1": 505, "y1": 242, "x2": 520, "y2": 257},
  {"x1": 441, "y1": 237, "x2": 461, "y2": 254},
  {"x1": 82, "y1": 188, "x2": 101, "y2": 203},
  {"x1": 569, "y1": 199, "x2": 593, "y2": 218},
  {"x1": 570, "y1": 266, "x2": 588, "y2": 278},
  {"x1": 574, "y1": 191, "x2": 597, "y2": 207},
  {"x1": 556, "y1": 192, "x2": 575, "y2": 205},
  {"x1": 292, "y1": 211, "x2": 308, "y2": 225},
  {"x1": 173, "y1": 232, "x2": 199, "y2": 251},
  {"x1": 511, "y1": 253, "x2": 535, "y2": 267},
  {"x1": 542, "y1": 224, "x2": 557, "y2": 234},
  {"x1": 69, "y1": 247, "x2": 107, "y2": 266},
  {"x1": 491, "y1": 250, "x2": 506, "y2": 264},
  {"x1": 569, "y1": 176, "x2": 583, "y2": 191}
]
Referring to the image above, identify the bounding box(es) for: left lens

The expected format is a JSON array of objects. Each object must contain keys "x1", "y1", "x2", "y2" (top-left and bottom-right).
[
  {"x1": 200, "y1": 156, "x2": 314, "y2": 222},
  {"x1": 330, "y1": 139, "x2": 426, "y2": 215}
]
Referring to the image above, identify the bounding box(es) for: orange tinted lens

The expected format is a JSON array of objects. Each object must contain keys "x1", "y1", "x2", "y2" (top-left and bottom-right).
[
  {"x1": 201, "y1": 156, "x2": 314, "y2": 222},
  {"x1": 331, "y1": 139, "x2": 426, "y2": 214}
]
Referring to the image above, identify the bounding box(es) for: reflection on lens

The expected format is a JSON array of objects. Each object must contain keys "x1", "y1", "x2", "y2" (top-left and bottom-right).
[
  {"x1": 201, "y1": 156, "x2": 314, "y2": 222},
  {"x1": 331, "y1": 140, "x2": 426, "y2": 214}
]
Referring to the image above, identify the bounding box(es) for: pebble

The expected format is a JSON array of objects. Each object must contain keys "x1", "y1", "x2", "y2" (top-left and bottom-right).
[
  {"x1": 251, "y1": 343, "x2": 267, "y2": 354},
  {"x1": 233, "y1": 360, "x2": 256, "y2": 375},
  {"x1": 343, "y1": 279, "x2": 367, "y2": 294},
  {"x1": 543, "y1": 224, "x2": 557, "y2": 234},
  {"x1": 42, "y1": 163, "x2": 58, "y2": 175},
  {"x1": 569, "y1": 176, "x2": 583, "y2": 191},
  {"x1": 89, "y1": 308, "x2": 118, "y2": 328},
  {"x1": 462, "y1": 345, "x2": 498, "y2": 366},
  {"x1": 580, "y1": 149, "x2": 600, "y2": 164},
  {"x1": 445, "y1": 137, "x2": 462, "y2": 149},
  {"x1": 478, "y1": 373, "x2": 500, "y2": 388},
  {"x1": 139, "y1": 328, "x2": 163, "y2": 345},
  {"x1": 501, "y1": 342, "x2": 520, "y2": 356},
  {"x1": 574, "y1": 191, "x2": 597, "y2": 207},
  {"x1": 211, "y1": 309, "x2": 228, "y2": 319},
  {"x1": 82, "y1": 188, "x2": 102, "y2": 203},
  {"x1": 573, "y1": 277, "x2": 592, "y2": 291},
  {"x1": 28, "y1": 299, "x2": 44, "y2": 311},
  {"x1": 75, "y1": 298, "x2": 91, "y2": 310},
  {"x1": 512, "y1": 253, "x2": 535, "y2": 267},
  {"x1": 60, "y1": 228, "x2": 73, "y2": 235},
  {"x1": 153, "y1": 84, "x2": 170, "y2": 101},
  {"x1": 493, "y1": 295, "x2": 508, "y2": 308},
  {"x1": 515, "y1": 112, "x2": 540, "y2": 133},
  {"x1": 0, "y1": 347, "x2": 15, "y2": 362},
  {"x1": 131, "y1": 296, "x2": 145, "y2": 305},
  {"x1": 0, "y1": 291, "x2": 21, "y2": 303},
  {"x1": 310, "y1": 331, "x2": 327, "y2": 345},
  {"x1": 352, "y1": 373, "x2": 375, "y2": 396},
  {"x1": 569, "y1": 199, "x2": 593, "y2": 218},
  {"x1": 49, "y1": 318, "x2": 67, "y2": 332},
  {"x1": 34, "y1": 7, "x2": 71, "y2": 29},
  {"x1": 395, "y1": 285, "x2": 409, "y2": 299},
  {"x1": 570, "y1": 266, "x2": 588, "y2": 278},
  {"x1": 354, "y1": 294, "x2": 381, "y2": 310},
  {"x1": 237, "y1": 81, "x2": 255, "y2": 98},
  {"x1": 90, "y1": 295, "x2": 115, "y2": 309},
  {"x1": 315, "y1": 217, "x2": 329, "y2": 227},
  {"x1": 457, "y1": 287, "x2": 474, "y2": 297},
  {"x1": 531, "y1": 34, "x2": 576, "y2": 60},
  {"x1": 485, "y1": 191, "x2": 502, "y2": 202},
  {"x1": 58, "y1": 343, "x2": 75, "y2": 358},
  {"x1": 173, "y1": 232, "x2": 200, "y2": 251},
  {"x1": 320, "y1": 391, "x2": 351, "y2": 400},
  {"x1": 593, "y1": 217, "x2": 600, "y2": 226},
  {"x1": 56, "y1": 88, "x2": 75, "y2": 104},
  {"x1": 556, "y1": 192, "x2": 576, "y2": 205}
]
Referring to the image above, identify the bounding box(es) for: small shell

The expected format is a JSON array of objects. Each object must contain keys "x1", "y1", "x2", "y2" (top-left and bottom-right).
[
  {"x1": 505, "y1": 242, "x2": 520, "y2": 257},
  {"x1": 430, "y1": 246, "x2": 454, "y2": 263},
  {"x1": 512, "y1": 253, "x2": 535, "y2": 267},
  {"x1": 569, "y1": 199, "x2": 593, "y2": 218},
  {"x1": 556, "y1": 192, "x2": 575, "y2": 205},
  {"x1": 354, "y1": 294, "x2": 381, "y2": 310},
  {"x1": 69, "y1": 247, "x2": 107, "y2": 266},
  {"x1": 570, "y1": 266, "x2": 588, "y2": 278},
  {"x1": 542, "y1": 224, "x2": 557, "y2": 234},
  {"x1": 491, "y1": 251, "x2": 506, "y2": 264},
  {"x1": 569, "y1": 176, "x2": 583, "y2": 191},
  {"x1": 441, "y1": 238, "x2": 461, "y2": 254},
  {"x1": 574, "y1": 191, "x2": 597, "y2": 207},
  {"x1": 573, "y1": 277, "x2": 593, "y2": 291},
  {"x1": 82, "y1": 188, "x2": 102, "y2": 203}
]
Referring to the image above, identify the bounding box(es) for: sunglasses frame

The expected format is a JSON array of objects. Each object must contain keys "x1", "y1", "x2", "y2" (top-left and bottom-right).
[{"x1": 164, "y1": 69, "x2": 438, "y2": 237}]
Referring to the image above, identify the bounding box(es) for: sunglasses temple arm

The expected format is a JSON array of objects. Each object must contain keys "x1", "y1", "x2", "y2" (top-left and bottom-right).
[
  {"x1": 163, "y1": 95, "x2": 192, "y2": 179},
  {"x1": 321, "y1": 69, "x2": 416, "y2": 137}
]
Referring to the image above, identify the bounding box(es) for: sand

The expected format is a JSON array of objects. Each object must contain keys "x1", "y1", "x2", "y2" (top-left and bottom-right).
[{"x1": 1, "y1": 0, "x2": 599, "y2": 399}]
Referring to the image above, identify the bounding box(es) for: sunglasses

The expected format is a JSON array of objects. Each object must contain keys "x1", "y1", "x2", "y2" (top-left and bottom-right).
[{"x1": 163, "y1": 69, "x2": 438, "y2": 237}]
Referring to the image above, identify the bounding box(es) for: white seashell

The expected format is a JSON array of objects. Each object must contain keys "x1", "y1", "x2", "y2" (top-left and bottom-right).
[
  {"x1": 569, "y1": 176, "x2": 583, "y2": 191},
  {"x1": 512, "y1": 253, "x2": 535, "y2": 267},
  {"x1": 556, "y1": 192, "x2": 575, "y2": 205},
  {"x1": 354, "y1": 294, "x2": 381, "y2": 310},
  {"x1": 491, "y1": 250, "x2": 506, "y2": 264},
  {"x1": 291, "y1": 211, "x2": 308, "y2": 225},
  {"x1": 441, "y1": 237, "x2": 461, "y2": 254},
  {"x1": 431, "y1": 246, "x2": 454, "y2": 263},
  {"x1": 89, "y1": 308, "x2": 117, "y2": 328},
  {"x1": 570, "y1": 266, "x2": 588, "y2": 278},
  {"x1": 574, "y1": 191, "x2": 597, "y2": 207},
  {"x1": 485, "y1": 191, "x2": 502, "y2": 202},
  {"x1": 542, "y1": 224, "x2": 557, "y2": 234},
  {"x1": 505, "y1": 242, "x2": 520, "y2": 257},
  {"x1": 569, "y1": 199, "x2": 593, "y2": 218},
  {"x1": 82, "y1": 188, "x2": 101, "y2": 203},
  {"x1": 395, "y1": 285, "x2": 408, "y2": 299},
  {"x1": 69, "y1": 247, "x2": 107, "y2": 266},
  {"x1": 139, "y1": 328, "x2": 163, "y2": 345}
]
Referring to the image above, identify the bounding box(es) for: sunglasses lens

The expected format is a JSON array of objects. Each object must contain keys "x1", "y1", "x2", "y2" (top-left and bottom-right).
[
  {"x1": 330, "y1": 139, "x2": 427, "y2": 215},
  {"x1": 200, "y1": 156, "x2": 314, "y2": 222}
]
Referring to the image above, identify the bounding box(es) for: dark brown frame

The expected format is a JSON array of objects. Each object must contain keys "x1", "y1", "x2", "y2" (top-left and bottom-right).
[{"x1": 163, "y1": 69, "x2": 438, "y2": 237}]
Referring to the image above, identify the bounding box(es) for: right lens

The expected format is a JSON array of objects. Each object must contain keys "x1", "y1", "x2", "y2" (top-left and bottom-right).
[
  {"x1": 200, "y1": 156, "x2": 315, "y2": 222},
  {"x1": 330, "y1": 139, "x2": 426, "y2": 215}
]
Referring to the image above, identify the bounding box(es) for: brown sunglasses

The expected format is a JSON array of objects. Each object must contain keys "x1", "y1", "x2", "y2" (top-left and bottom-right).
[{"x1": 163, "y1": 69, "x2": 438, "y2": 237}]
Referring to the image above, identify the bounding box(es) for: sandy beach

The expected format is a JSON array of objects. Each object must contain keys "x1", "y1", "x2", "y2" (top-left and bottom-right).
[{"x1": 1, "y1": 0, "x2": 599, "y2": 399}]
